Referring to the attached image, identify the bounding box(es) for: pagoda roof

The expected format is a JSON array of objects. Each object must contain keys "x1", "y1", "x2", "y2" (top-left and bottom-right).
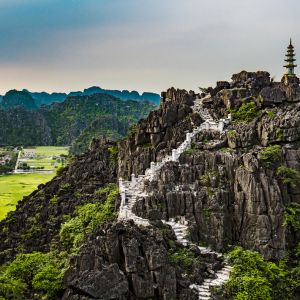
[
  {"x1": 285, "y1": 57, "x2": 296, "y2": 61},
  {"x1": 284, "y1": 63, "x2": 297, "y2": 68}
]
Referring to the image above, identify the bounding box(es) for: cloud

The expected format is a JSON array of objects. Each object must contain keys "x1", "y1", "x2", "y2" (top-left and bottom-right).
[{"x1": 0, "y1": 0, "x2": 299, "y2": 93}]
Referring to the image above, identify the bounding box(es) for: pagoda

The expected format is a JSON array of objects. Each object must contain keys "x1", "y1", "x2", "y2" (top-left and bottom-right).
[
  {"x1": 284, "y1": 38, "x2": 297, "y2": 76},
  {"x1": 282, "y1": 39, "x2": 299, "y2": 85}
]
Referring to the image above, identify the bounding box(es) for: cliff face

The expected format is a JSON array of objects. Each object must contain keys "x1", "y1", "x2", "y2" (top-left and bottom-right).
[
  {"x1": 120, "y1": 71, "x2": 300, "y2": 260},
  {"x1": 0, "y1": 93, "x2": 155, "y2": 148},
  {"x1": 0, "y1": 138, "x2": 118, "y2": 264},
  {"x1": 0, "y1": 70, "x2": 300, "y2": 299},
  {"x1": 62, "y1": 221, "x2": 224, "y2": 300},
  {"x1": 118, "y1": 88, "x2": 201, "y2": 180}
]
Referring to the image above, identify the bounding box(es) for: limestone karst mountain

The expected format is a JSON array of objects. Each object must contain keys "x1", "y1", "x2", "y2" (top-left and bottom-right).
[
  {"x1": 0, "y1": 93, "x2": 156, "y2": 149},
  {"x1": 0, "y1": 87, "x2": 160, "y2": 109},
  {"x1": 0, "y1": 70, "x2": 300, "y2": 299}
]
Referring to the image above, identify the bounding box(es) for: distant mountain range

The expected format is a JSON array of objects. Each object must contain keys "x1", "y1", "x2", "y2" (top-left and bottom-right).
[
  {"x1": 0, "y1": 93, "x2": 156, "y2": 153},
  {"x1": 0, "y1": 86, "x2": 160, "y2": 110}
]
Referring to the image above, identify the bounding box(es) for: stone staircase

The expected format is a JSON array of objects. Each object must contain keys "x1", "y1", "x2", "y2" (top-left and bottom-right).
[
  {"x1": 165, "y1": 218, "x2": 232, "y2": 300},
  {"x1": 118, "y1": 98, "x2": 232, "y2": 299}
]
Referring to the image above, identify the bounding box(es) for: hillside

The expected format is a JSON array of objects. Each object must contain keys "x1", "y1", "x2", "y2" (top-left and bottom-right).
[
  {"x1": 0, "y1": 87, "x2": 160, "y2": 109},
  {"x1": 0, "y1": 90, "x2": 37, "y2": 110},
  {"x1": 0, "y1": 93, "x2": 156, "y2": 149},
  {"x1": 0, "y1": 71, "x2": 299, "y2": 299}
]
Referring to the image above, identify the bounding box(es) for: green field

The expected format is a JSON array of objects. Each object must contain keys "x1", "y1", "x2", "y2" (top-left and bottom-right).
[
  {"x1": 34, "y1": 146, "x2": 69, "y2": 156},
  {"x1": 0, "y1": 173, "x2": 53, "y2": 220},
  {"x1": 0, "y1": 146, "x2": 69, "y2": 220},
  {"x1": 19, "y1": 146, "x2": 69, "y2": 171}
]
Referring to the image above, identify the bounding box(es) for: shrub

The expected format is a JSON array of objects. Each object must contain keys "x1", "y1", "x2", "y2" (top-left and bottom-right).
[
  {"x1": 202, "y1": 208, "x2": 212, "y2": 220},
  {"x1": 259, "y1": 145, "x2": 281, "y2": 167},
  {"x1": 284, "y1": 203, "x2": 300, "y2": 231},
  {"x1": 32, "y1": 263, "x2": 64, "y2": 298},
  {"x1": 232, "y1": 102, "x2": 259, "y2": 123},
  {"x1": 108, "y1": 146, "x2": 118, "y2": 163},
  {"x1": 227, "y1": 130, "x2": 237, "y2": 138},
  {"x1": 128, "y1": 124, "x2": 138, "y2": 137},
  {"x1": 276, "y1": 166, "x2": 300, "y2": 188},
  {"x1": 59, "y1": 183, "x2": 71, "y2": 192},
  {"x1": 0, "y1": 252, "x2": 64, "y2": 300},
  {"x1": 182, "y1": 148, "x2": 196, "y2": 156},
  {"x1": 169, "y1": 248, "x2": 200, "y2": 268},
  {"x1": 140, "y1": 143, "x2": 152, "y2": 149},
  {"x1": 225, "y1": 247, "x2": 295, "y2": 300},
  {"x1": 276, "y1": 128, "x2": 283, "y2": 139},
  {"x1": 59, "y1": 183, "x2": 118, "y2": 253},
  {"x1": 56, "y1": 165, "x2": 67, "y2": 176},
  {"x1": 200, "y1": 170, "x2": 218, "y2": 186},
  {"x1": 50, "y1": 195, "x2": 58, "y2": 205},
  {"x1": 267, "y1": 110, "x2": 275, "y2": 118}
]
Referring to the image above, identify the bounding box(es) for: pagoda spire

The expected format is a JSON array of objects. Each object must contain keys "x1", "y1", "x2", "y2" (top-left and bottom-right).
[{"x1": 284, "y1": 38, "x2": 297, "y2": 76}]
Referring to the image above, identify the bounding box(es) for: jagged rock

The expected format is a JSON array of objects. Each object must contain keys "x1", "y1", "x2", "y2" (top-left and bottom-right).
[
  {"x1": 231, "y1": 70, "x2": 271, "y2": 95},
  {"x1": 0, "y1": 138, "x2": 118, "y2": 264},
  {"x1": 118, "y1": 88, "x2": 202, "y2": 180},
  {"x1": 257, "y1": 104, "x2": 300, "y2": 146},
  {"x1": 63, "y1": 222, "x2": 201, "y2": 300},
  {"x1": 227, "y1": 122, "x2": 257, "y2": 149},
  {"x1": 217, "y1": 88, "x2": 251, "y2": 110},
  {"x1": 1, "y1": 70, "x2": 300, "y2": 299},
  {"x1": 259, "y1": 86, "x2": 287, "y2": 106}
]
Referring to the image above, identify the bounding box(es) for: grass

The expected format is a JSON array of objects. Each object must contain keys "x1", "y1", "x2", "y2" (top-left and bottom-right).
[
  {"x1": 0, "y1": 173, "x2": 53, "y2": 220},
  {"x1": 19, "y1": 146, "x2": 69, "y2": 171},
  {"x1": 33, "y1": 146, "x2": 69, "y2": 156},
  {"x1": 0, "y1": 147, "x2": 69, "y2": 220}
]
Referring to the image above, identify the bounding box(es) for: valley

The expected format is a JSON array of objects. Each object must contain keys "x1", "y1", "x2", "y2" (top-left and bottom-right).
[
  {"x1": 0, "y1": 146, "x2": 68, "y2": 220},
  {"x1": 0, "y1": 173, "x2": 53, "y2": 220}
]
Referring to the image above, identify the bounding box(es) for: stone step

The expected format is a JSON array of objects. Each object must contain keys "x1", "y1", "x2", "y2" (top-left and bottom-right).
[{"x1": 199, "y1": 291, "x2": 211, "y2": 297}]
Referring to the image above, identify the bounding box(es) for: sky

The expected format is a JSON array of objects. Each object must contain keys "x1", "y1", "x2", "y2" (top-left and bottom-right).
[{"x1": 0, "y1": 0, "x2": 299, "y2": 94}]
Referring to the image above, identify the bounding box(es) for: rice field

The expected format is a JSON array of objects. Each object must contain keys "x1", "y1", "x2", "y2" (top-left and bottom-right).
[
  {"x1": 0, "y1": 173, "x2": 53, "y2": 220},
  {"x1": 0, "y1": 146, "x2": 69, "y2": 220}
]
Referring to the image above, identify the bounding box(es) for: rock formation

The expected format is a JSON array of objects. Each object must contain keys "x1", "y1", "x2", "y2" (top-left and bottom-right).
[{"x1": 1, "y1": 70, "x2": 300, "y2": 299}]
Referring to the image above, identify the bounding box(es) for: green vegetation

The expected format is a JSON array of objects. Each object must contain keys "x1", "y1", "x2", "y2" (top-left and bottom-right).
[
  {"x1": 140, "y1": 143, "x2": 152, "y2": 149},
  {"x1": 33, "y1": 146, "x2": 68, "y2": 156},
  {"x1": 19, "y1": 146, "x2": 68, "y2": 171},
  {"x1": 56, "y1": 165, "x2": 67, "y2": 176},
  {"x1": 0, "y1": 173, "x2": 53, "y2": 220},
  {"x1": 182, "y1": 148, "x2": 196, "y2": 156},
  {"x1": 59, "y1": 183, "x2": 71, "y2": 192},
  {"x1": 276, "y1": 129, "x2": 283, "y2": 139},
  {"x1": 227, "y1": 130, "x2": 237, "y2": 138},
  {"x1": 108, "y1": 146, "x2": 118, "y2": 163},
  {"x1": 50, "y1": 195, "x2": 58, "y2": 205},
  {"x1": 0, "y1": 252, "x2": 66, "y2": 300},
  {"x1": 200, "y1": 170, "x2": 218, "y2": 198},
  {"x1": 202, "y1": 208, "x2": 212, "y2": 220},
  {"x1": 198, "y1": 87, "x2": 210, "y2": 94},
  {"x1": 169, "y1": 247, "x2": 201, "y2": 268},
  {"x1": 128, "y1": 124, "x2": 138, "y2": 137},
  {"x1": 200, "y1": 170, "x2": 218, "y2": 186},
  {"x1": 59, "y1": 183, "x2": 118, "y2": 253},
  {"x1": 0, "y1": 148, "x2": 17, "y2": 175},
  {"x1": 259, "y1": 145, "x2": 281, "y2": 167},
  {"x1": 220, "y1": 147, "x2": 234, "y2": 153},
  {"x1": 70, "y1": 117, "x2": 127, "y2": 155},
  {"x1": 284, "y1": 203, "x2": 300, "y2": 230},
  {"x1": 276, "y1": 166, "x2": 300, "y2": 188},
  {"x1": 225, "y1": 247, "x2": 299, "y2": 300},
  {"x1": 231, "y1": 102, "x2": 260, "y2": 123},
  {"x1": 0, "y1": 94, "x2": 155, "y2": 154},
  {"x1": 266, "y1": 110, "x2": 275, "y2": 118}
]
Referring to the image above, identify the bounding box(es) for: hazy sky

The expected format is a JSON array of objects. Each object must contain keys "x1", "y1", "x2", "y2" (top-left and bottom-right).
[{"x1": 0, "y1": 0, "x2": 298, "y2": 94}]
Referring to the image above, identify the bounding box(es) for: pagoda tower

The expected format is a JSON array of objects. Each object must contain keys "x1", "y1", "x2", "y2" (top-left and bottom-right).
[{"x1": 284, "y1": 38, "x2": 297, "y2": 76}]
